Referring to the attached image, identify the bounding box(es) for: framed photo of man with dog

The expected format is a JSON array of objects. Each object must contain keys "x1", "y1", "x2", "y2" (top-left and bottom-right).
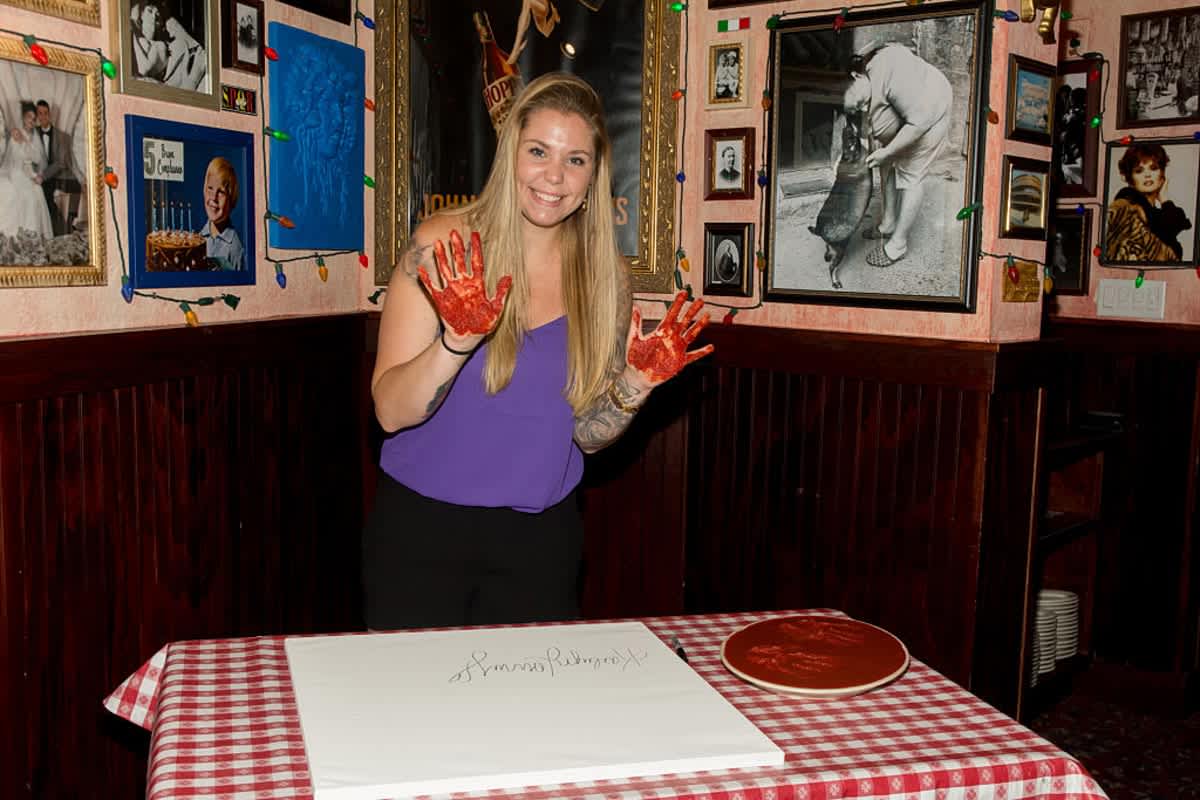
[{"x1": 762, "y1": 0, "x2": 989, "y2": 312}]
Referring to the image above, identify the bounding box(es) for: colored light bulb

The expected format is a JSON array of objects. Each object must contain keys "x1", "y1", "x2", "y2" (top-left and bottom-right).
[
  {"x1": 766, "y1": 14, "x2": 779, "y2": 29},
  {"x1": 101, "y1": 58, "x2": 116, "y2": 79},
  {"x1": 1135, "y1": 271, "x2": 1145, "y2": 288},
  {"x1": 264, "y1": 46, "x2": 279, "y2": 61},
  {"x1": 364, "y1": 97, "x2": 376, "y2": 111},
  {"x1": 679, "y1": 256, "x2": 690, "y2": 273},
  {"x1": 264, "y1": 126, "x2": 291, "y2": 141},
  {"x1": 356, "y1": 11, "x2": 376, "y2": 28},
  {"x1": 180, "y1": 302, "x2": 199, "y2": 327},
  {"x1": 675, "y1": 171, "x2": 685, "y2": 183},
  {"x1": 30, "y1": 43, "x2": 49, "y2": 65},
  {"x1": 669, "y1": 1, "x2": 686, "y2": 11},
  {"x1": 1120, "y1": 135, "x2": 1134, "y2": 145},
  {"x1": 1075, "y1": 204, "x2": 1085, "y2": 215},
  {"x1": 1093, "y1": 245, "x2": 1102, "y2": 257},
  {"x1": 121, "y1": 276, "x2": 133, "y2": 303},
  {"x1": 363, "y1": 174, "x2": 376, "y2": 188},
  {"x1": 987, "y1": 108, "x2": 999, "y2": 124},
  {"x1": 359, "y1": 252, "x2": 369, "y2": 268},
  {"x1": 671, "y1": 89, "x2": 684, "y2": 101},
  {"x1": 275, "y1": 263, "x2": 287, "y2": 288},
  {"x1": 1089, "y1": 115, "x2": 1102, "y2": 128},
  {"x1": 318, "y1": 264, "x2": 329, "y2": 282},
  {"x1": 723, "y1": 309, "x2": 737, "y2": 325},
  {"x1": 104, "y1": 169, "x2": 119, "y2": 189}
]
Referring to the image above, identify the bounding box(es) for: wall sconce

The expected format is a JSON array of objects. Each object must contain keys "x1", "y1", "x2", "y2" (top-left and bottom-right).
[{"x1": 1019, "y1": 0, "x2": 1061, "y2": 44}]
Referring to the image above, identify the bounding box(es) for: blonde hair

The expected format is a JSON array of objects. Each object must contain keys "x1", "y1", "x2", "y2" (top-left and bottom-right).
[
  {"x1": 204, "y1": 157, "x2": 240, "y2": 212},
  {"x1": 465, "y1": 72, "x2": 629, "y2": 415}
]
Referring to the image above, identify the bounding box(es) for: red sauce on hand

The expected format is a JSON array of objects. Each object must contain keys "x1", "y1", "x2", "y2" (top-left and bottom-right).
[
  {"x1": 627, "y1": 291, "x2": 714, "y2": 383},
  {"x1": 417, "y1": 230, "x2": 512, "y2": 336}
]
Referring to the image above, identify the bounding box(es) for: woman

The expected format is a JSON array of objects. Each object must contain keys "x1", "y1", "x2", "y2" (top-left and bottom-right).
[
  {"x1": 0, "y1": 102, "x2": 54, "y2": 240},
  {"x1": 131, "y1": 0, "x2": 207, "y2": 90},
  {"x1": 1105, "y1": 142, "x2": 1192, "y2": 262},
  {"x1": 366, "y1": 73, "x2": 711, "y2": 630}
]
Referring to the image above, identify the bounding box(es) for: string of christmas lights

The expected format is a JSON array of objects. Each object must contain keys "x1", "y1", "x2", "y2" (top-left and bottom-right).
[{"x1": 0, "y1": 27, "x2": 244, "y2": 325}]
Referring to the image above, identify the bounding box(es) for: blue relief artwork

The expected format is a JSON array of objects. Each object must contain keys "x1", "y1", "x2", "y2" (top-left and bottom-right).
[{"x1": 267, "y1": 22, "x2": 364, "y2": 250}]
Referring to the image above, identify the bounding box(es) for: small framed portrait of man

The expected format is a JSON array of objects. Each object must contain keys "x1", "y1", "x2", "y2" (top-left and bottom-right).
[
  {"x1": 707, "y1": 39, "x2": 749, "y2": 109},
  {"x1": 704, "y1": 222, "x2": 754, "y2": 297},
  {"x1": 222, "y1": 0, "x2": 264, "y2": 74},
  {"x1": 705, "y1": 127, "x2": 754, "y2": 200}
]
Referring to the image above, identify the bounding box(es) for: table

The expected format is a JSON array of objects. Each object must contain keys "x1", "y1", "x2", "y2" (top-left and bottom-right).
[{"x1": 105, "y1": 610, "x2": 1108, "y2": 799}]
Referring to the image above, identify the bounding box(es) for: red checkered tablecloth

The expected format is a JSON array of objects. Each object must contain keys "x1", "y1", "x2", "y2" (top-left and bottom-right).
[{"x1": 104, "y1": 610, "x2": 1108, "y2": 799}]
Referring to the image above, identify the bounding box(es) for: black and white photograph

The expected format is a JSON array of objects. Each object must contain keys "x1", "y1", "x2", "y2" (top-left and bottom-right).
[
  {"x1": 0, "y1": 38, "x2": 105, "y2": 288},
  {"x1": 1051, "y1": 58, "x2": 1101, "y2": 198},
  {"x1": 763, "y1": 0, "x2": 988, "y2": 311},
  {"x1": 1100, "y1": 138, "x2": 1200, "y2": 267},
  {"x1": 707, "y1": 40, "x2": 748, "y2": 109},
  {"x1": 223, "y1": 0, "x2": 264, "y2": 74},
  {"x1": 705, "y1": 127, "x2": 754, "y2": 200},
  {"x1": 115, "y1": 0, "x2": 220, "y2": 108},
  {"x1": 1000, "y1": 156, "x2": 1050, "y2": 240},
  {"x1": 1117, "y1": 7, "x2": 1200, "y2": 129},
  {"x1": 704, "y1": 222, "x2": 754, "y2": 297},
  {"x1": 1046, "y1": 209, "x2": 1092, "y2": 295}
]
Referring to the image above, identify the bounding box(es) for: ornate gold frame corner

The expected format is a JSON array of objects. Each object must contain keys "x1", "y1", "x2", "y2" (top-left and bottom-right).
[
  {"x1": 0, "y1": 38, "x2": 106, "y2": 288},
  {"x1": 374, "y1": 0, "x2": 678, "y2": 294},
  {"x1": 0, "y1": 0, "x2": 100, "y2": 27}
]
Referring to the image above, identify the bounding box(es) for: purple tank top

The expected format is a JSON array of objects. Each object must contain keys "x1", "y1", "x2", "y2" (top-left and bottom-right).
[{"x1": 380, "y1": 316, "x2": 584, "y2": 513}]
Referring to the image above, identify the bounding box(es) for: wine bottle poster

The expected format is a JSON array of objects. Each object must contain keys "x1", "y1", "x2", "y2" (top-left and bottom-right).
[
  {"x1": 405, "y1": 0, "x2": 648, "y2": 265},
  {"x1": 267, "y1": 23, "x2": 365, "y2": 250}
]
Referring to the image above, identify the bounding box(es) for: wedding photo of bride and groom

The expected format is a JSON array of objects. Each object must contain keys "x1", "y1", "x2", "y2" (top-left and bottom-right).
[{"x1": 0, "y1": 59, "x2": 90, "y2": 266}]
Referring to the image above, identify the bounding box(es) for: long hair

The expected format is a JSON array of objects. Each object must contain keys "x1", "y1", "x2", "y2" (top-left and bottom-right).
[{"x1": 465, "y1": 72, "x2": 628, "y2": 415}]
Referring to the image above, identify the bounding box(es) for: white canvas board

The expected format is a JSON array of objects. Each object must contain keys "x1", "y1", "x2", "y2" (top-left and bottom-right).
[{"x1": 285, "y1": 621, "x2": 783, "y2": 799}]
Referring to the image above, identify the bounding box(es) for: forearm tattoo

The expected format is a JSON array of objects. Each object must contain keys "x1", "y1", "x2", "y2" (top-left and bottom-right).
[
  {"x1": 425, "y1": 379, "x2": 452, "y2": 417},
  {"x1": 573, "y1": 374, "x2": 642, "y2": 453},
  {"x1": 402, "y1": 240, "x2": 435, "y2": 280}
]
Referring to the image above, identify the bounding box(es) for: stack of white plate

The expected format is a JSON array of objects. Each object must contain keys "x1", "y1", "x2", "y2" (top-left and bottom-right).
[
  {"x1": 1034, "y1": 606, "x2": 1058, "y2": 676},
  {"x1": 1038, "y1": 589, "x2": 1080, "y2": 661}
]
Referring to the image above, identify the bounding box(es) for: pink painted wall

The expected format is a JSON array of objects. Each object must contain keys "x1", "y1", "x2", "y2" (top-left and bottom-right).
[
  {"x1": 1049, "y1": 0, "x2": 1200, "y2": 324},
  {"x1": 632, "y1": 0, "x2": 1058, "y2": 342},
  {"x1": 0, "y1": 0, "x2": 375, "y2": 338}
]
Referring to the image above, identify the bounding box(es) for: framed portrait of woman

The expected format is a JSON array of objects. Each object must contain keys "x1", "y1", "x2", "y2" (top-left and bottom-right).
[
  {"x1": 1099, "y1": 138, "x2": 1200, "y2": 267},
  {"x1": 113, "y1": 0, "x2": 220, "y2": 109},
  {"x1": 704, "y1": 222, "x2": 753, "y2": 297}
]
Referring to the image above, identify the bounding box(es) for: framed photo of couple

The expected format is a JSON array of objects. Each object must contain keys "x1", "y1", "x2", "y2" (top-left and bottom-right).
[
  {"x1": 113, "y1": 0, "x2": 221, "y2": 108},
  {"x1": 0, "y1": 37, "x2": 106, "y2": 288},
  {"x1": 1051, "y1": 58, "x2": 1102, "y2": 198},
  {"x1": 222, "y1": 0, "x2": 265, "y2": 75}
]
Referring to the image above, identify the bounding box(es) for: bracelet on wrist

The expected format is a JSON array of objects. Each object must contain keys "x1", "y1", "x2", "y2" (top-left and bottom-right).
[
  {"x1": 440, "y1": 331, "x2": 475, "y2": 357},
  {"x1": 607, "y1": 382, "x2": 642, "y2": 415}
]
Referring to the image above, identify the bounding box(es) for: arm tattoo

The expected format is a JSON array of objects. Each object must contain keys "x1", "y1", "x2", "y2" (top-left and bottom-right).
[
  {"x1": 401, "y1": 240, "x2": 435, "y2": 281},
  {"x1": 573, "y1": 374, "x2": 642, "y2": 454},
  {"x1": 425, "y1": 379, "x2": 452, "y2": 416}
]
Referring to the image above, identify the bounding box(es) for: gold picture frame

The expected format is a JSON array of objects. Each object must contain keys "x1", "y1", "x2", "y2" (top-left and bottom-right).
[
  {"x1": 706, "y1": 38, "x2": 749, "y2": 110},
  {"x1": 0, "y1": 38, "x2": 106, "y2": 288},
  {"x1": 0, "y1": 0, "x2": 100, "y2": 27},
  {"x1": 373, "y1": 0, "x2": 680, "y2": 293},
  {"x1": 111, "y1": 0, "x2": 220, "y2": 109}
]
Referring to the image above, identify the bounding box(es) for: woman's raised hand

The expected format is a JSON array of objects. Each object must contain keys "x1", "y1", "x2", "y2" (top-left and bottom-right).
[
  {"x1": 417, "y1": 229, "x2": 513, "y2": 346},
  {"x1": 625, "y1": 291, "x2": 714, "y2": 388}
]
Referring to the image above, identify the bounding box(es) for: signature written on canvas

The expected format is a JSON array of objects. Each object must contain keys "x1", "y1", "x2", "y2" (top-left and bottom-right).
[{"x1": 448, "y1": 647, "x2": 648, "y2": 684}]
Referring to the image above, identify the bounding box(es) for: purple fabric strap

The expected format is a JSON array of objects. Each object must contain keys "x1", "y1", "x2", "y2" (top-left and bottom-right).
[{"x1": 380, "y1": 316, "x2": 584, "y2": 513}]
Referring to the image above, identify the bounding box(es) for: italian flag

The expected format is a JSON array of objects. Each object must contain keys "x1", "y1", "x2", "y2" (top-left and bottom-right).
[{"x1": 717, "y1": 17, "x2": 750, "y2": 32}]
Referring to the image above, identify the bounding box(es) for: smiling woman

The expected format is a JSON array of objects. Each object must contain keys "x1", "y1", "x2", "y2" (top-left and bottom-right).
[{"x1": 364, "y1": 72, "x2": 713, "y2": 632}]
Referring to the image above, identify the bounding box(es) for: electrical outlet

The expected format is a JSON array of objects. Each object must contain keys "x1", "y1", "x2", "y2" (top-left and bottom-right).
[{"x1": 1096, "y1": 278, "x2": 1166, "y2": 320}]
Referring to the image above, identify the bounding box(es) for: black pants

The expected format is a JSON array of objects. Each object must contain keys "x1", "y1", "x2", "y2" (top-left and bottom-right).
[{"x1": 362, "y1": 470, "x2": 584, "y2": 630}]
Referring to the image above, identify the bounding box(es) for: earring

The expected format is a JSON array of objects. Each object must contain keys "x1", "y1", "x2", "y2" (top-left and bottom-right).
[{"x1": 581, "y1": 198, "x2": 588, "y2": 211}]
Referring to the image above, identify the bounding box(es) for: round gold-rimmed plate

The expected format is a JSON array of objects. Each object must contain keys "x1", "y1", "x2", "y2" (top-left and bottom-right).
[{"x1": 720, "y1": 615, "x2": 909, "y2": 699}]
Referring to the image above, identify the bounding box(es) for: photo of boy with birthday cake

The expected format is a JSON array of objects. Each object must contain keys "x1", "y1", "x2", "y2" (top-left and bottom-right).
[{"x1": 145, "y1": 156, "x2": 244, "y2": 272}]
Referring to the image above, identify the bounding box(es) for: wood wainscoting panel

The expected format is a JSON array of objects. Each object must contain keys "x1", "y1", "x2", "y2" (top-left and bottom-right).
[{"x1": 0, "y1": 315, "x2": 370, "y2": 800}]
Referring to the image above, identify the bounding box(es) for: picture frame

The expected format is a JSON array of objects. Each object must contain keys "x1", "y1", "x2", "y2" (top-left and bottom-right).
[
  {"x1": 1117, "y1": 7, "x2": 1200, "y2": 130},
  {"x1": 277, "y1": 0, "x2": 350, "y2": 25},
  {"x1": 1046, "y1": 209, "x2": 1092, "y2": 295},
  {"x1": 704, "y1": 222, "x2": 754, "y2": 297},
  {"x1": 222, "y1": 0, "x2": 264, "y2": 74},
  {"x1": 124, "y1": 114, "x2": 256, "y2": 289},
  {"x1": 1099, "y1": 138, "x2": 1200, "y2": 267},
  {"x1": 112, "y1": 0, "x2": 220, "y2": 109},
  {"x1": 707, "y1": 38, "x2": 749, "y2": 109},
  {"x1": 0, "y1": 38, "x2": 106, "y2": 288},
  {"x1": 704, "y1": 127, "x2": 754, "y2": 201},
  {"x1": 763, "y1": 0, "x2": 990, "y2": 312},
  {"x1": 375, "y1": 0, "x2": 682, "y2": 292},
  {"x1": 999, "y1": 156, "x2": 1050, "y2": 241},
  {"x1": 1051, "y1": 58, "x2": 1102, "y2": 198},
  {"x1": 0, "y1": 0, "x2": 99, "y2": 26},
  {"x1": 1006, "y1": 54, "x2": 1054, "y2": 146}
]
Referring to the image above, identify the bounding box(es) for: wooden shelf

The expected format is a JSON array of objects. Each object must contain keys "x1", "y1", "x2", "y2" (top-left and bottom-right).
[
  {"x1": 1043, "y1": 430, "x2": 1120, "y2": 470},
  {"x1": 1038, "y1": 511, "x2": 1099, "y2": 551}
]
